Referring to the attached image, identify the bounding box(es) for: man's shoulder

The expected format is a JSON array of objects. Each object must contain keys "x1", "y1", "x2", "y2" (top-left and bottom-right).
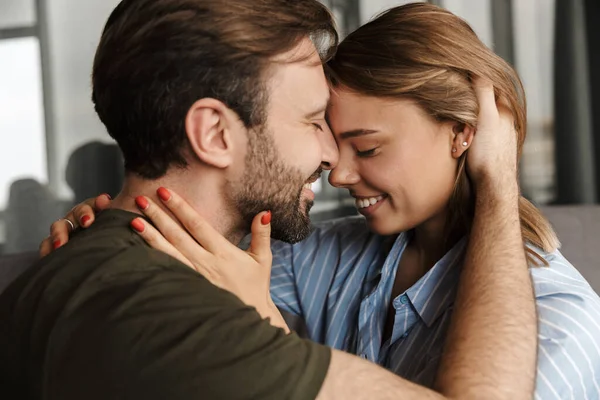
[
  {"x1": 0, "y1": 210, "x2": 216, "y2": 334},
  {"x1": 21, "y1": 214, "x2": 196, "y2": 292},
  {"x1": 2, "y1": 238, "x2": 330, "y2": 400}
]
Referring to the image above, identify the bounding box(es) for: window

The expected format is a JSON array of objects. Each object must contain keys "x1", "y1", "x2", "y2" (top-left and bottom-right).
[
  {"x1": 0, "y1": 37, "x2": 47, "y2": 210},
  {"x1": 0, "y1": 0, "x2": 36, "y2": 29}
]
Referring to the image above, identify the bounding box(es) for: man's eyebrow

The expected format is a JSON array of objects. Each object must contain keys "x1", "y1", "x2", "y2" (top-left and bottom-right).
[
  {"x1": 338, "y1": 129, "x2": 379, "y2": 140},
  {"x1": 304, "y1": 98, "x2": 330, "y2": 119}
]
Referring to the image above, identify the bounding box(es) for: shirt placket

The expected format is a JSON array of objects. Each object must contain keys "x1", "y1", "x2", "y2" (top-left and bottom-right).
[
  {"x1": 356, "y1": 235, "x2": 408, "y2": 362},
  {"x1": 378, "y1": 293, "x2": 419, "y2": 364}
]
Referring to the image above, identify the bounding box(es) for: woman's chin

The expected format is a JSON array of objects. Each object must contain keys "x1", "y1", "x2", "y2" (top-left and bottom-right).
[{"x1": 365, "y1": 218, "x2": 409, "y2": 236}]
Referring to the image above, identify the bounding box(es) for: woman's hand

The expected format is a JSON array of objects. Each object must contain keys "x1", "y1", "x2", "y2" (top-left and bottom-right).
[
  {"x1": 131, "y1": 188, "x2": 289, "y2": 333},
  {"x1": 39, "y1": 194, "x2": 112, "y2": 257}
]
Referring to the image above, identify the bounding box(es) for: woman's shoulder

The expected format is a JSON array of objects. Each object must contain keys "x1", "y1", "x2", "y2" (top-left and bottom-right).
[{"x1": 527, "y1": 244, "x2": 599, "y2": 300}]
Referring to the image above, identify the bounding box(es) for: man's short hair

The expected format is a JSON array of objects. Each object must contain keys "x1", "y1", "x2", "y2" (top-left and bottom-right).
[{"x1": 92, "y1": 0, "x2": 338, "y2": 178}]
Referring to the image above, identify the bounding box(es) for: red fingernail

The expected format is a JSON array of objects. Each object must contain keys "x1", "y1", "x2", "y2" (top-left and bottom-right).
[
  {"x1": 157, "y1": 187, "x2": 171, "y2": 202},
  {"x1": 261, "y1": 211, "x2": 272, "y2": 225},
  {"x1": 81, "y1": 215, "x2": 91, "y2": 226},
  {"x1": 53, "y1": 240, "x2": 61, "y2": 249},
  {"x1": 130, "y1": 219, "x2": 145, "y2": 233},
  {"x1": 135, "y1": 196, "x2": 149, "y2": 210}
]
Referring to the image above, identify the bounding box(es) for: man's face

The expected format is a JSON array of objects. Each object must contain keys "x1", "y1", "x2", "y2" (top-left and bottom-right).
[{"x1": 228, "y1": 39, "x2": 338, "y2": 243}]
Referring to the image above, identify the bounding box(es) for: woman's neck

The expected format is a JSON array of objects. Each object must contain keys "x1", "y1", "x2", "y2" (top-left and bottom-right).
[{"x1": 410, "y1": 210, "x2": 451, "y2": 271}]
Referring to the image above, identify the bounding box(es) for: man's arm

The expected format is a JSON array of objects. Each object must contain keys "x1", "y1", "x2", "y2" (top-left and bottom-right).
[
  {"x1": 434, "y1": 80, "x2": 536, "y2": 398},
  {"x1": 434, "y1": 176, "x2": 535, "y2": 398}
]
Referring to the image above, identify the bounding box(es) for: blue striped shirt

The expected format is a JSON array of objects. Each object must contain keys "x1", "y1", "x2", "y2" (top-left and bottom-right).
[{"x1": 270, "y1": 216, "x2": 600, "y2": 399}]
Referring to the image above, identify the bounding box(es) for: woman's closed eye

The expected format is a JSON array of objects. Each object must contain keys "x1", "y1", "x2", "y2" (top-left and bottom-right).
[{"x1": 356, "y1": 147, "x2": 379, "y2": 158}]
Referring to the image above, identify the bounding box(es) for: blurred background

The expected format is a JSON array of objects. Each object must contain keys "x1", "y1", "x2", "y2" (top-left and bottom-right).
[{"x1": 0, "y1": 0, "x2": 599, "y2": 255}]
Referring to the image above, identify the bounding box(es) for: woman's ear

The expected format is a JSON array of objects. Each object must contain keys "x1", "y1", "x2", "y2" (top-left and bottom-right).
[{"x1": 451, "y1": 123, "x2": 475, "y2": 158}]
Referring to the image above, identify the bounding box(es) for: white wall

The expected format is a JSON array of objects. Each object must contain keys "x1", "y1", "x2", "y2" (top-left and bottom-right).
[
  {"x1": 512, "y1": 0, "x2": 556, "y2": 203},
  {"x1": 45, "y1": 0, "x2": 121, "y2": 198},
  {"x1": 439, "y1": 0, "x2": 493, "y2": 49},
  {"x1": 359, "y1": 0, "x2": 492, "y2": 48},
  {"x1": 359, "y1": 0, "x2": 425, "y2": 24},
  {"x1": 0, "y1": 0, "x2": 36, "y2": 28}
]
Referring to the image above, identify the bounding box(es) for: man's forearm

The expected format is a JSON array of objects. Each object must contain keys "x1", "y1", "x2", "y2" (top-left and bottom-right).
[{"x1": 435, "y1": 177, "x2": 536, "y2": 399}]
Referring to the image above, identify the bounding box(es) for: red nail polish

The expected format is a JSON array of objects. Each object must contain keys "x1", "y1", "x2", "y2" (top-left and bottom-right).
[
  {"x1": 157, "y1": 187, "x2": 171, "y2": 202},
  {"x1": 131, "y1": 219, "x2": 145, "y2": 233},
  {"x1": 53, "y1": 240, "x2": 61, "y2": 249},
  {"x1": 81, "y1": 215, "x2": 91, "y2": 226},
  {"x1": 261, "y1": 211, "x2": 272, "y2": 225},
  {"x1": 135, "y1": 196, "x2": 149, "y2": 210}
]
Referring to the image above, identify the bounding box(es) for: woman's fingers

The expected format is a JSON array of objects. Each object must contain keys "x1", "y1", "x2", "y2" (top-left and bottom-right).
[
  {"x1": 94, "y1": 193, "x2": 112, "y2": 210},
  {"x1": 130, "y1": 217, "x2": 195, "y2": 271},
  {"x1": 45, "y1": 194, "x2": 112, "y2": 253},
  {"x1": 130, "y1": 217, "x2": 220, "y2": 283},
  {"x1": 248, "y1": 211, "x2": 273, "y2": 269},
  {"x1": 134, "y1": 195, "x2": 212, "y2": 261},
  {"x1": 39, "y1": 236, "x2": 53, "y2": 258},
  {"x1": 154, "y1": 187, "x2": 230, "y2": 253},
  {"x1": 74, "y1": 194, "x2": 112, "y2": 228},
  {"x1": 48, "y1": 217, "x2": 76, "y2": 251},
  {"x1": 72, "y1": 203, "x2": 95, "y2": 229}
]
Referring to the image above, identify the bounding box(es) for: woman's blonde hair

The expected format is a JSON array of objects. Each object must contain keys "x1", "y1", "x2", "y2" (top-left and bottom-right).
[{"x1": 326, "y1": 3, "x2": 559, "y2": 264}]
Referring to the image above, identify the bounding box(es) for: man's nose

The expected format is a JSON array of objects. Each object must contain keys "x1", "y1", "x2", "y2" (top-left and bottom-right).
[{"x1": 318, "y1": 123, "x2": 339, "y2": 171}]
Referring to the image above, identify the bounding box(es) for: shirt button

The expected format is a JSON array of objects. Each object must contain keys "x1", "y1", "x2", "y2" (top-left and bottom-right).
[{"x1": 400, "y1": 294, "x2": 409, "y2": 305}]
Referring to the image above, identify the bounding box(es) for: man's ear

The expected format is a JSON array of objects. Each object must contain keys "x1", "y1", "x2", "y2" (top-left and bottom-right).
[
  {"x1": 450, "y1": 122, "x2": 475, "y2": 158},
  {"x1": 185, "y1": 98, "x2": 236, "y2": 169}
]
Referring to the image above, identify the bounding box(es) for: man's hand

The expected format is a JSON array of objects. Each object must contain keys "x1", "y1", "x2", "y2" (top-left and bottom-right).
[{"x1": 466, "y1": 77, "x2": 519, "y2": 192}]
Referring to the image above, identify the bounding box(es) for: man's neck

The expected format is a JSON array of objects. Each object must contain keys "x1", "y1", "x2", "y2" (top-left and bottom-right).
[{"x1": 109, "y1": 171, "x2": 247, "y2": 245}]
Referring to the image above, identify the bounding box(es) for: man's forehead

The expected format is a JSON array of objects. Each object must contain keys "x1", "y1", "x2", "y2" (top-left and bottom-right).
[
  {"x1": 271, "y1": 37, "x2": 322, "y2": 63},
  {"x1": 266, "y1": 57, "x2": 329, "y2": 115}
]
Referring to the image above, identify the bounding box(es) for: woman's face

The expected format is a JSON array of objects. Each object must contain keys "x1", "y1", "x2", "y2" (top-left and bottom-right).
[{"x1": 327, "y1": 88, "x2": 464, "y2": 235}]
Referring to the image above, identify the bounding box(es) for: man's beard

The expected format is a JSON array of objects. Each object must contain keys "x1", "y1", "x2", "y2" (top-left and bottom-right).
[{"x1": 228, "y1": 126, "x2": 320, "y2": 244}]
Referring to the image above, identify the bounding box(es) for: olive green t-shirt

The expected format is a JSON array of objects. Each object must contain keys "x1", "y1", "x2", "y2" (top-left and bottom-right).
[{"x1": 0, "y1": 209, "x2": 330, "y2": 400}]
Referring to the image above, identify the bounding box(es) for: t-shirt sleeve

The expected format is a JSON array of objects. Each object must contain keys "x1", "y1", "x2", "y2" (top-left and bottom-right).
[{"x1": 43, "y1": 263, "x2": 331, "y2": 400}]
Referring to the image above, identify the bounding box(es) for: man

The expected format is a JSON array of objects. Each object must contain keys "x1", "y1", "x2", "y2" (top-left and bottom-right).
[{"x1": 0, "y1": 0, "x2": 536, "y2": 399}]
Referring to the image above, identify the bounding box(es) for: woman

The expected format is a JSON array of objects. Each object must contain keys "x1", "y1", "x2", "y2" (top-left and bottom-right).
[{"x1": 45, "y1": 3, "x2": 600, "y2": 398}]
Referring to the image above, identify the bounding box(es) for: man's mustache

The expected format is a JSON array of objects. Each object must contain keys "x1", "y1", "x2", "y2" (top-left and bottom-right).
[{"x1": 307, "y1": 167, "x2": 323, "y2": 183}]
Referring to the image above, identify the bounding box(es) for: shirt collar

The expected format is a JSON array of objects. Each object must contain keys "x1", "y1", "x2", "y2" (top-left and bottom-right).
[{"x1": 403, "y1": 237, "x2": 467, "y2": 327}]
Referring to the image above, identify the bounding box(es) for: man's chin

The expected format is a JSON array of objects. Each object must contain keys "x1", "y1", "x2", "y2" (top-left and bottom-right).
[
  {"x1": 270, "y1": 208, "x2": 312, "y2": 244},
  {"x1": 302, "y1": 198, "x2": 315, "y2": 215}
]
